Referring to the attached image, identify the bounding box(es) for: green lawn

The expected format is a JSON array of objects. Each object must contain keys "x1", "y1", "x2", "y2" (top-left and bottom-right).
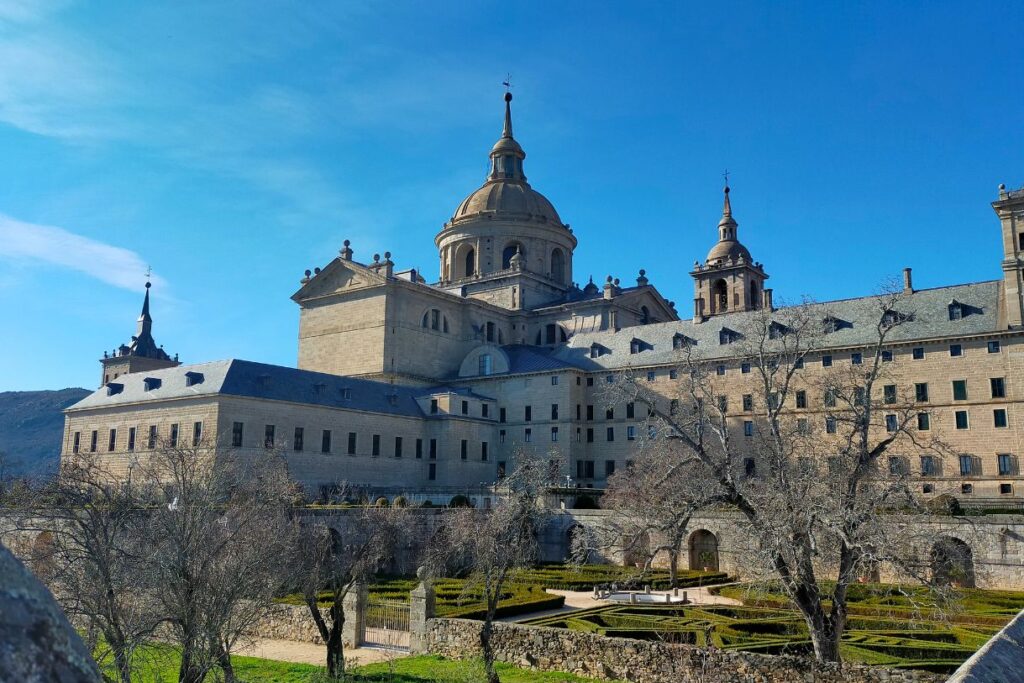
[{"x1": 97, "y1": 645, "x2": 618, "y2": 682}]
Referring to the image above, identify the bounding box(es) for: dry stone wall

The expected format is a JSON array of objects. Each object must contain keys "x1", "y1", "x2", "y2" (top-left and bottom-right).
[{"x1": 424, "y1": 618, "x2": 944, "y2": 683}]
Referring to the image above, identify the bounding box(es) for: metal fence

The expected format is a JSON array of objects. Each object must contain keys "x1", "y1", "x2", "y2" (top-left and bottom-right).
[{"x1": 362, "y1": 597, "x2": 410, "y2": 650}]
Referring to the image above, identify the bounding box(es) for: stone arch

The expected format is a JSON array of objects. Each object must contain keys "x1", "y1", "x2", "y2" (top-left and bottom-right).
[
  {"x1": 640, "y1": 305, "x2": 651, "y2": 324},
  {"x1": 464, "y1": 248, "x2": 476, "y2": 278},
  {"x1": 688, "y1": 529, "x2": 719, "y2": 571},
  {"x1": 931, "y1": 536, "x2": 975, "y2": 588},
  {"x1": 421, "y1": 308, "x2": 449, "y2": 333},
  {"x1": 551, "y1": 248, "x2": 565, "y2": 283},
  {"x1": 623, "y1": 531, "x2": 651, "y2": 568},
  {"x1": 453, "y1": 243, "x2": 476, "y2": 279},
  {"x1": 712, "y1": 279, "x2": 728, "y2": 314},
  {"x1": 502, "y1": 242, "x2": 525, "y2": 269}
]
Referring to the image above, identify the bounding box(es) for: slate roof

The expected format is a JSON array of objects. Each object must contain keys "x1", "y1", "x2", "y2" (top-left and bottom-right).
[
  {"x1": 68, "y1": 359, "x2": 426, "y2": 417},
  {"x1": 549, "y1": 281, "x2": 1006, "y2": 371},
  {"x1": 502, "y1": 345, "x2": 580, "y2": 374}
]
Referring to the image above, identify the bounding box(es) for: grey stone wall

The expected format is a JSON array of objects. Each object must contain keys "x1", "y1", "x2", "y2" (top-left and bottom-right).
[
  {"x1": 424, "y1": 618, "x2": 944, "y2": 683},
  {"x1": 946, "y1": 608, "x2": 1024, "y2": 682}
]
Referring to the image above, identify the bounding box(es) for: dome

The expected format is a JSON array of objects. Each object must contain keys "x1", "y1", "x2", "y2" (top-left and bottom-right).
[
  {"x1": 706, "y1": 239, "x2": 751, "y2": 264},
  {"x1": 452, "y1": 181, "x2": 562, "y2": 225}
]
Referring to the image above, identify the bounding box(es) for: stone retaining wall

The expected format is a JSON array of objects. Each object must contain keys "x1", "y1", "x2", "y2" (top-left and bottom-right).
[
  {"x1": 946, "y1": 608, "x2": 1024, "y2": 682},
  {"x1": 247, "y1": 603, "x2": 327, "y2": 644},
  {"x1": 424, "y1": 618, "x2": 944, "y2": 683}
]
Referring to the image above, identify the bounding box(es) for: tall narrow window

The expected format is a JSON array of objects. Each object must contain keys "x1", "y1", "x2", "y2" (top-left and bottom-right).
[
  {"x1": 460, "y1": 440, "x2": 468, "y2": 460},
  {"x1": 193, "y1": 421, "x2": 203, "y2": 447},
  {"x1": 551, "y1": 403, "x2": 559, "y2": 420},
  {"x1": 415, "y1": 438, "x2": 423, "y2": 459},
  {"x1": 294, "y1": 427, "x2": 304, "y2": 451},
  {"x1": 232, "y1": 422, "x2": 243, "y2": 447},
  {"x1": 372, "y1": 434, "x2": 381, "y2": 456},
  {"x1": 994, "y1": 409, "x2": 1008, "y2": 428},
  {"x1": 347, "y1": 432, "x2": 357, "y2": 454},
  {"x1": 72, "y1": 431, "x2": 80, "y2": 454},
  {"x1": 263, "y1": 424, "x2": 274, "y2": 448},
  {"x1": 429, "y1": 439, "x2": 437, "y2": 459},
  {"x1": 108, "y1": 428, "x2": 117, "y2": 452},
  {"x1": 952, "y1": 380, "x2": 968, "y2": 401},
  {"x1": 127, "y1": 427, "x2": 136, "y2": 451},
  {"x1": 170, "y1": 423, "x2": 179, "y2": 448},
  {"x1": 991, "y1": 377, "x2": 1006, "y2": 398},
  {"x1": 395, "y1": 436, "x2": 403, "y2": 458},
  {"x1": 915, "y1": 383, "x2": 929, "y2": 402},
  {"x1": 322, "y1": 430, "x2": 332, "y2": 453},
  {"x1": 481, "y1": 442, "x2": 488, "y2": 461},
  {"x1": 90, "y1": 430, "x2": 98, "y2": 452},
  {"x1": 148, "y1": 425, "x2": 158, "y2": 449}
]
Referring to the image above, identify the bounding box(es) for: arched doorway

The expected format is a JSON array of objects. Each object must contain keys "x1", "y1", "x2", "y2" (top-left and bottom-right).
[
  {"x1": 931, "y1": 537, "x2": 975, "y2": 588},
  {"x1": 688, "y1": 530, "x2": 719, "y2": 571},
  {"x1": 551, "y1": 248, "x2": 565, "y2": 283},
  {"x1": 712, "y1": 279, "x2": 728, "y2": 314}
]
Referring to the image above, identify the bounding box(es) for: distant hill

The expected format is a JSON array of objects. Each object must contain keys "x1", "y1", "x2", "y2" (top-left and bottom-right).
[{"x1": 0, "y1": 388, "x2": 91, "y2": 478}]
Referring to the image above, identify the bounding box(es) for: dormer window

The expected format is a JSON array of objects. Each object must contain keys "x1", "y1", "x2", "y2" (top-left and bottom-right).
[
  {"x1": 947, "y1": 300, "x2": 977, "y2": 321},
  {"x1": 768, "y1": 322, "x2": 789, "y2": 340},
  {"x1": 106, "y1": 382, "x2": 124, "y2": 396},
  {"x1": 718, "y1": 328, "x2": 740, "y2": 345},
  {"x1": 256, "y1": 374, "x2": 271, "y2": 389},
  {"x1": 629, "y1": 338, "x2": 652, "y2": 354},
  {"x1": 672, "y1": 333, "x2": 695, "y2": 350},
  {"x1": 184, "y1": 371, "x2": 204, "y2": 387},
  {"x1": 478, "y1": 353, "x2": 493, "y2": 375},
  {"x1": 143, "y1": 377, "x2": 161, "y2": 391},
  {"x1": 387, "y1": 393, "x2": 399, "y2": 406},
  {"x1": 589, "y1": 343, "x2": 609, "y2": 358},
  {"x1": 313, "y1": 382, "x2": 327, "y2": 395},
  {"x1": 340, "y1": 387, "x2": 352, "y2": 400},
  {"x1": 882, "y1": 310, "x2": 912, "y2": 327},
  {"x1": 822, "y1": 316, "x2": 850, "y2": 334}
]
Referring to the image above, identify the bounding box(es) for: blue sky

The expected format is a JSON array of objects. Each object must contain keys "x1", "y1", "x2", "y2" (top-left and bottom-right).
[{"x1": 1, "y1": 1, "x2": 1021, "y2": 391}]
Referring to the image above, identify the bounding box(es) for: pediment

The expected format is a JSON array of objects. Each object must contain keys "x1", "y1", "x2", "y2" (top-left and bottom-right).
[{"x1": 291, "y1": 259, "x2": 386, "y2": 302}]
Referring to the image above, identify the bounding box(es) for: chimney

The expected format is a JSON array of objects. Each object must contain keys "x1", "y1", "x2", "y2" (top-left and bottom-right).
[
  {"x1": 603, "y1": 276, "x2": 614, "y2": 300},
  {"x1": 903, "y1": 268, "x2": 913, "y2": 294},
  {"x1": 693, "y1": 298, "x2": 705, "y2": 323},
  {"x1": 763, "y1": 288, "x2": 774, "y2": 311}
]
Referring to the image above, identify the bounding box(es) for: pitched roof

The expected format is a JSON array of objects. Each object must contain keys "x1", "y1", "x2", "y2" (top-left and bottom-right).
[{"x1": 69, "y1": 359, "x2": 426, "y2": 417}]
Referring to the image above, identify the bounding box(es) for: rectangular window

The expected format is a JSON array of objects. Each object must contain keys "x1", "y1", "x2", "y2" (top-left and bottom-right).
[
  {"x1": 795, "y1": 390, "x2": 807, "y2": 409},
  {"x1": 742, "y1": 394, "x2": 753, "y2": 412},
  {"x1": 576, "y1": 404, "x2": 581, "y2": 420},
  {"x1": 822, "y1": 355, "x2": 832, "y2": 367},
  {"x1": 646, "y1": 371, "x2": 656, "y2": 382},
  {"x1": 605, "y1": 460, "x2": 616, "y2": 477},
  {"x1": 263, "y1": 424, "x2": 274, "y2": 448},
  {"x1": 888, "y1": 456, "x2": 907, "y2": 476},
  {"x1": 499, "y1": 407, "x2": 506, "y2": 423},
  {"x1": 626, "y1": 425, "x2": 636, "y2": 441},
  {"x1": 995, "y1": 408, "x2": 1008, "y2": 428},
  {"x1": 551, "y1": 404, "x2": 559, "y2": 420},
  {"x1": 795, "y1": 357, "x2": 804, "y2": 369},
  {"x1": 497, "y1": 462, "x2": 506, "y2": 478},
  {"x1": 826, "y1": 416, "x2": 837, "y2": 434},
  {"x1": 192, "y1": 421, "x2": 203, "y2": 447},
  {"x1": 587, "y1": 377, "x2": 595, "y2": 386},
  {"x1": 551, "y1": 375, "x2": 559, "y2": 385},
  {"x1": 576, "y1": 427, "x2": 581, "y2": 442},
  {"x1": 294, "y1": 427, "x2": 304, "y2": 451},
  {"x1": 322, "y1": 429, "x2": 332, "y2": 453},
  {"x1": 585, "y1": 461, "x2": 595, "y2": 478},
  {"x1": 551, "y1": 427, "x2": 558, "y2": 442},
  {"x1": 482, "y1": 403, "x2": 489, "y2": 418},
  {"x1": 920, "y1": 455, "x2": 935, "y2": 476},
  {"x1": 797, "y1": 418, "x2": 808, "y2": 435},
  {"x1": 586, "y1": 428, "x2": 594, "y2": 443},
  {"x1": 988, "y1": 340, "x2": 1001, "y2": 353},
  {"x1": 912, "y1": 346, "x2": 925, "y2": 360},
  {"x1": 605, "y1": 407, "x2": 614, "y2": 420},
  {"x1": 170, "y1": 423, "x2": 179, "y2": 448},
  {"x1": 586, "y1": 405, "x2": 594, "y2": 421},
  {"x1": 416, "y1": 438, "x2": 423, "y2": 459},
  {"x1": 429, "y1": 439, "x2": 437, "y2": 459},
  {"x1": 952, "y1": 380, "x2": 968, "y2": 401},
  {"x1": 717, "y1": 395, "x2": 728, "y2": 413},
  {"x1": 372, "y1": 434, "x2": 381, "y2": 456},
  {"x1": 524, "y1": 428, "x2": 532, "y2": 443},
  {"x1": 950, "y1": 344, "x2": 963, "y2": 357},
  {"x1": 917, "y1": 412, "x2": 931, "y2": 431},
  {"x1": 127, "y1": 427, "x2": 135, "y2": 451},
  {"x1": 430, "y1": 399, "x2": 438, "y2": 414},
  {"x1": 669, "y1": 399, "x2": 679, "y2": 415},
  {"x1": 348, "y1": 432, "x2": 357, "y2": 454},
  {"x1": 883, "y1": 385, "x2": 897, "y2": 404},
  {"x1": 525, "y1": 406, "x2": 532, "y2": 421},
  {"x1": 481, "y1": 442, "x2": 488, "y2": 461},
  {"x1": 460, "y1": 440, "x2": 468, "y2": 460},
  {"x1": 626, "y1": 402, "x2": 635, "y2": 419},
  {"x1": 885, "y1": 414, "x2": 898, "y2": 432},
  {"x1": 991, "y1": 377, "x2": 1006, "y2": 399},
  {"x1": 499, "y1": 429, "x2": 506, "y2": 444},
  {"x1": 72, "y1": 431, "x2": 80, "y2": 453},
  {"x1": 915, "y1": 383, "x2": 929, "y2": 402},
  {"x1": 824, "y1": 389, "x2": 836, "y2": 408},
  {"x1": 232, "y1": 422, "x2": 243, "y2": 448},
  {"x1": 716, "y1": 364, "x2": 726, "y2": 376},
  {"x1": 961, "y1": 483, "x2": 973, "y2": 494},
  {"x1": 955, "y1": 410, "x2": 969, "y2": 430},
  {"x1": 998, "y1": 453, "x2": 1016, "y2": 476},
  {"x1": 854, "y1": 387, "x2": 865, "y2": 405},
  {"x1": 395, "y1": 436, "x2": 403, "y2": 458},
  {"x1": 741, "y1": 362, "x2": 751, "y2": 374},
  {"x1": 669, "y1": 369, "x2": 678, "y2": 380},
  {"x1": 743, "y1": 421, "x2": 754, "y2": 437},
  {"x1": 851, "y1": 352, "x2": 862, "y2": 365},
  {"x1": 148, "y1": 425, "x2": 158, "y2": 449},
  {"x1": 959, "y1": 454, "x2": 974, "y2": 476},
  {"x1": 461, "y1": 400, "x2": 468, "y2": 415},
  {"x1": 1000, "y1": 483, "x2": 1014, "y2": 495},
  {"x1": 606, "y1": 427, "x2": 614, "y2": 442},
  {"x1": 108, "y1": 428, "x2": 117, "y2": 452},
  {"x1": 428, "y1": 463, "x2": 436, "y2": 481},
  {"x1": 881, "y1": 350, "x2": 893, "y2": 362}
]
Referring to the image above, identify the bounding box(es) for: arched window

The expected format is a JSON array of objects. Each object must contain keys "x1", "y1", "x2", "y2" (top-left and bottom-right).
[
  {"x1": 713, "y1": 279, "x2": 728, "y2": 313},
  {"x1": 478, "y1": 354, "x2": 493, "y2": 376},
  {"x1": 423, "y1": 309, "x2": 447, "y2": 333},
  {"x1": 502, "y1": 243, "x2": 524, "y2": 269},
  {"x1": 551, "y1": 248, "x2": 565, "y2": 283},
  {"x1": 640, "y1": 306, "x2": 650, "y2": 324},
  {"x1": 464, "y1": 248, "x2": 475, "y2": 277}
]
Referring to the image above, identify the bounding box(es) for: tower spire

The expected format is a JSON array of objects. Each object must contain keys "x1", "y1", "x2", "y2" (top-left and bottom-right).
[
  {"x1": 487, "y1": 88, "x2": 526, "y2": 183},
  {"x1": 502, "y1": 91, "x2": 513, "y2": 139},
  {"x1": 137, "y1": 280, "x2": 153, "y2": 337}
]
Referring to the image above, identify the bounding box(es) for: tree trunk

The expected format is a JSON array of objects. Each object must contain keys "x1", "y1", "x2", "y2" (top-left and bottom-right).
[
  {"x1": 217, "y1": 642, "x2": 237, "y2": 683},
  {"x1": 325, "y1": 601, "x2": 345, "y2": 678},
  {"x1": 479, "y1": 617, "x2": 499, "y2": 683},
  {"x1": 668, "y1": 546, "x2": 679, "y2": 589},
  {"x1": 113, "y1": 647, "x2": 132, "y2": 683},
  {"x1": 178, "y1": 646, "x2": 205, "y2": 683},
  {"x1": 803, "y1": 606, "x2": 842, "y2": 664}
]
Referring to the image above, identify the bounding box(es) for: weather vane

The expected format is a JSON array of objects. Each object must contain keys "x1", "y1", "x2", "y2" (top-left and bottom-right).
[
  {"x1": 502, "y1": 74, "x2": 513, "y2": 93},
  {"x1": 145, "y1": 265, "x2": 152, "y2": 282},
  {"x1": 723, "y1": 169, "x2": 731, "y2": 186}
]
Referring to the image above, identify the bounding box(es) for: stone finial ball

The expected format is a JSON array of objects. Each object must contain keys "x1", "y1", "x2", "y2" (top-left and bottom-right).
[
  {"x1": 504, "y1": 92, "x2": 512, "y2": 103},
  {"x1": 373, "y1": 253, "x2": 380, "y2": 262},
  {"x1": 606, "y1": 275, "x2": 613, "y2": 283},
  {"x1": 314, "y1": 267, "x2": 321, "y2": 274},
  {"x1": 639, "y1": 269, "x2": 646, "y2": 276},
  {"x1": 385, "y1": 251, "x2": 391, "y2": 259},
  {"x1": 416, "y1": 565, "x2": 428, "y2": 580},
  {"x1": 304, "y1": 269, "x2": 311, "y2": 277},
  {"x1": 343, "y1": 239, "x2": 351, "y2": 247},
  {"x1": 999, "y1": 183, "x2": 1006, "y2": 190}
]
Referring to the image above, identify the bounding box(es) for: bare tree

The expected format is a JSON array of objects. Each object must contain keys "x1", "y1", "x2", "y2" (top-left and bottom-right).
[
  {"x1": 137, "y1": 438, "x2": 298, "y2": 683},
  {"x1": 4, "y1": 454, "x2": 159, "y2": 683},
  {"x1": 604, "y1": 286, "x2": 951, "y2": 663},
  {"x1": 294, "y1": 495, "x2": 407, "y2": 679},
  {"x1": 429, "y1": 450, "x2": 554, "y2": 683}
]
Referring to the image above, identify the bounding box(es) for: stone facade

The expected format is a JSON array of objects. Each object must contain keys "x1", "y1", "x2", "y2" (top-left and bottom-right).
[{"x1": 423, "y1": 617, "x2": 943, "y2": 683}]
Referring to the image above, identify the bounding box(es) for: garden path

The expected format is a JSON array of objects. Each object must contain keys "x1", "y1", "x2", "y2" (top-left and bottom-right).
[
  {"x1": 501, "y1": 584, "x2": 743, "y2": 622},
  {"x1": 235, "y1": 638, "x2": 408, "y2": 667}
]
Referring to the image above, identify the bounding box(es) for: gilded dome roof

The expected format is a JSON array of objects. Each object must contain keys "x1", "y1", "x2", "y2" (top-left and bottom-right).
[{"x1": 452, "y1": 181, "x2": 562, "y2": 225}]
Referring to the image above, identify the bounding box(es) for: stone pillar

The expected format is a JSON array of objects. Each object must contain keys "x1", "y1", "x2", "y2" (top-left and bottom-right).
[
  {"x1": 410, "y1": 567, "x2": 436, "y2": 654},
  {"x1": 341, "y1": 581, "x2": 368, "y2": 648}
]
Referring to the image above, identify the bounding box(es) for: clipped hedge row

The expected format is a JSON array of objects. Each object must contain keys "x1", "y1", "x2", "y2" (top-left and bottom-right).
[{"x1": 518, "y1": 564, "x2": 730, "y2": 591}]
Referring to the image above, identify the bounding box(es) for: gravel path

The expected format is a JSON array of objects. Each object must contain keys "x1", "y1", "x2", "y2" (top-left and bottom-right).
[{"x1": 235, "y1": 638, "x2": 409, "y2": 667}]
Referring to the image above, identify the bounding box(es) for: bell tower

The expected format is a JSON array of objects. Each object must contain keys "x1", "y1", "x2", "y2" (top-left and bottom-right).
[
  {"x1": 690, "y1": 183, "x2": 769, "y2": 322},
  {"x1": 99, "y1": 279, "x2": 180, "y2": 387},
  {"x1": 993, "y1": 183, "x2": 1024, "y2": 328}
]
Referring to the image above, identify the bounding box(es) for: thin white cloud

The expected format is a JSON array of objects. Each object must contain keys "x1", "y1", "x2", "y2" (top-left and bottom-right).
[{"x1": 0, "y1": 213, "x2": 164, "y2": 291}]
